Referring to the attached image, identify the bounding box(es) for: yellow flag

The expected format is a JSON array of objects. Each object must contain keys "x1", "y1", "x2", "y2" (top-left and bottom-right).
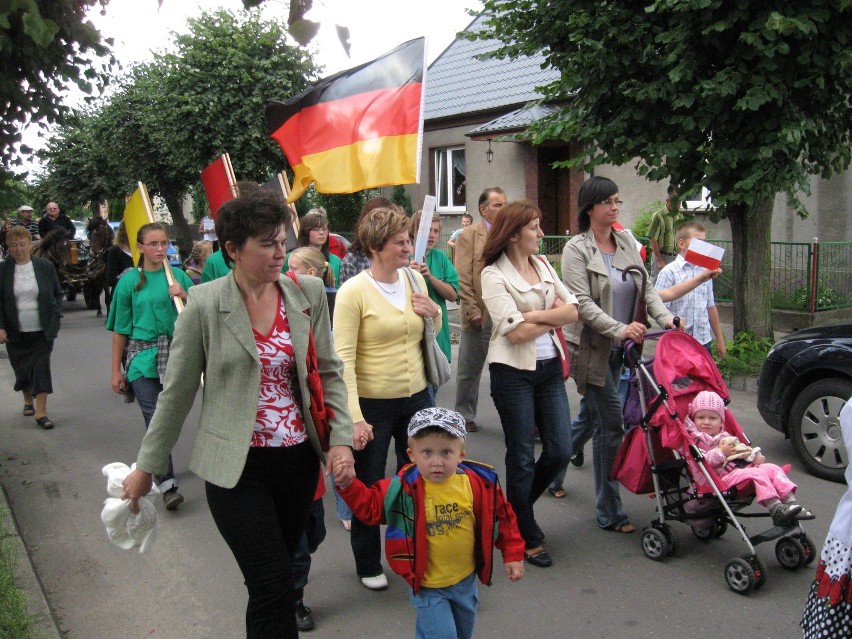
[{"x1": 124, "y1": 183, "x2": 155, "y2": 265}]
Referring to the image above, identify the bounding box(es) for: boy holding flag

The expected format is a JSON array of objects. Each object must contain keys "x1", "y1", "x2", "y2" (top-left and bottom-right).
[{"x1": 655, "y1": 221, "x2": 727, "y2": 358}]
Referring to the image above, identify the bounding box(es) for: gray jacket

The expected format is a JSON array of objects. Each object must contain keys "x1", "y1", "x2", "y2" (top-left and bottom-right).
[{"x1": 561, "y1": 230, "x2": 672, "y2": 394}]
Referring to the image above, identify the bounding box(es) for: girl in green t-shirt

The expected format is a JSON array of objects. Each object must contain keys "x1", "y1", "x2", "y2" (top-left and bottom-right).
[{"x1": 106, "y1": 222, "x2": 193, "y2": 510}]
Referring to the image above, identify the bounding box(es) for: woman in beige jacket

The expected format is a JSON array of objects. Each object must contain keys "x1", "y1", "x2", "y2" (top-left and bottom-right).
[
  {"x1": 562, "y1": 176, "x2": 677, "y2": 534},
  {"x1": 481, "y1": 200, "x2": 578, "y2": 568}
]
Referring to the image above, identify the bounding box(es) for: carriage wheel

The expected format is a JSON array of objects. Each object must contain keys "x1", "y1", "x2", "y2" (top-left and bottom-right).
[
  {"x1": 641, "y1": 528, "x2": 668, "y2": 561},
  {"x1": 65, "y1": 287, "x2": 77, "y2": 301},
  {"x1": 724, "y1": 558, "x2": 756, "y2": 594},
  {"x1": 776, "y1": 536, "x2": 807, "y2": 570}
]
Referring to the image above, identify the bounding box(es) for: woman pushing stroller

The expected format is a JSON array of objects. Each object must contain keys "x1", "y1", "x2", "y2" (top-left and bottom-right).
[{"x1": 685, "y1": 390, "x2": 813, "y2": 527}]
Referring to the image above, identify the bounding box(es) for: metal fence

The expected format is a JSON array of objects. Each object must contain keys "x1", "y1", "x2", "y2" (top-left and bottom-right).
[{"x1": 537, "y1": 236, "x2": 852, "y2": 313}]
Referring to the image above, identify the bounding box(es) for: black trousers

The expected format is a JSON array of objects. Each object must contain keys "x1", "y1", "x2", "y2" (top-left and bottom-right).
[{"x1": 206, "y1": 442, "x2": 319, "y2": 639}]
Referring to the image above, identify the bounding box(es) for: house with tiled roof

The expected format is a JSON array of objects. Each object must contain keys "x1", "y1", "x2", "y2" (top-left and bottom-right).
[{"x1": 412, "y1": 14, "x2": 850, "y2": 245}]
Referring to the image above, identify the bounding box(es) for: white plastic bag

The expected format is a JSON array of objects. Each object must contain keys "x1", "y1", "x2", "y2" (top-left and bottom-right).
[{"x1": 100, "y1": 462, "x2": 159, "y2": 553}]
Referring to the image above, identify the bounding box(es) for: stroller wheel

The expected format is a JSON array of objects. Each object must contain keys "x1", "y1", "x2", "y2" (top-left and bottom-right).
[
  {"x1": 659, "y1": 524, "x2": 679, "y2": 556},
  {"x1": 724, "y1": 558, "x2": 756, "y2": 594},
  {"x1": 746, "y1": 555, "x2": 768, "y2": 590},
  {"x1": 776, "y1": 536, "x2": 807, "y2": 570},
  {"x1": 795, "y1": 533, "x2": 817, "y2": 566},
  {"x1": 641, "y1": 528, "x2": 668, "y2": 561},
  {"x1": 714, "y1": 517, "x2": 728, "y2": 538},
  {"x1": 691, "y1": 520, "x2": 718, "y2": 541}
]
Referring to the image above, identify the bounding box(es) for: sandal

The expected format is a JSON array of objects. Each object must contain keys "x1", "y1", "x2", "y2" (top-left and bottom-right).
[
  {"x1": 35, "y1": 416, "x2": 54, "y2": 430},
  {"x1": 547, "y1": 487, "x2": 567, "y2": 499},
  {"x1": 605, "y1": 522, "x2": 636, "y2": 534},
  {"x1": 23, "y1": 404, "x2": 35, "y2": 416}
]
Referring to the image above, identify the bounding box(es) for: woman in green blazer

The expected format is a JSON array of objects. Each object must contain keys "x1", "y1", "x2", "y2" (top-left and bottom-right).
[{"x1": 123, "y1": 190, "x2": 359, "y2": 639}]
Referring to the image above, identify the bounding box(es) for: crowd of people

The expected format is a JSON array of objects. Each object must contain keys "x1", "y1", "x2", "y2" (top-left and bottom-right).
[{"x1": 2, "y1": 182, "x2": 840, "y2": 639}]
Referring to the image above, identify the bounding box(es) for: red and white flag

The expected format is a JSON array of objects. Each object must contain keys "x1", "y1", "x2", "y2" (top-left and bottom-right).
[{"x1": 685, "y1": 238, "x2": 724, "y2": 270}]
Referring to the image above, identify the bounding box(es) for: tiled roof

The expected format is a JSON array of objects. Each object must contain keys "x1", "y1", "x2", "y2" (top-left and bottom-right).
[
  {"x1": 466, "y1": 103, "x2": 561, "y2": 137},
  {"x1": 424, "y1": 13, "x2": 559, "y2": 122}
]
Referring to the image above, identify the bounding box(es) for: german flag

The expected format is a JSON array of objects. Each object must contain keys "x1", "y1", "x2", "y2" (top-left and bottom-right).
[{"x1": 265, "y1": 37, "x2": 425, "y2": 202}]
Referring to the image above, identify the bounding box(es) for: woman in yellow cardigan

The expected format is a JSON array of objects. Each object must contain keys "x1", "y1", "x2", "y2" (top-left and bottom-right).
[{"x1": 333, "y1": 206, "x2": 441, "y2": 591}]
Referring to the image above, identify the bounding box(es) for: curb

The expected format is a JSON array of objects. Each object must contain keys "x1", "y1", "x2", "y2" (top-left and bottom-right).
[{"x1": 1, "y1": 484, "x2": 63, "y2": 639}]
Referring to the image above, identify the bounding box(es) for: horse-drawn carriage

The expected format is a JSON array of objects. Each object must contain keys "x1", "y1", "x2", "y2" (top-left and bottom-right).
[{"x1": 33, "y1": 219, "x2": 113, "y2": 315}]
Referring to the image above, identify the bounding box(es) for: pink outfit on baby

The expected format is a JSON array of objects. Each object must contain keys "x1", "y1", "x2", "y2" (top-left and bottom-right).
[{"x1": 685, "y1": 391, "x2": 797, "y2": 504}]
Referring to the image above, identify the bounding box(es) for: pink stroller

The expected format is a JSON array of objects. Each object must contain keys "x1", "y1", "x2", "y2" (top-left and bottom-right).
[{"x1": 612, "y1": 330, "x2": 816, "y2": 594}]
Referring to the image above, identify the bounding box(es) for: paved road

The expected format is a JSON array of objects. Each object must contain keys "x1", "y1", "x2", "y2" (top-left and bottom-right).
[{"x1": 0, "y1": 298, "x2": 845, "y2": 639}]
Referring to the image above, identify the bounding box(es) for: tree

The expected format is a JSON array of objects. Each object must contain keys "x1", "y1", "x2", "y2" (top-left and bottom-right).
[
  {"x1": 0, "y1": 0, "x2": 115, "y2": 167},
  {"x1": 37, "y1": 10, "x2": 320, "y2": 255},
  {"x1": 473, "y1": 0, "x2": 852, "y2": 338},
  {"x1": 2, "y1": 0, "x2": 346, "y2": 171}
]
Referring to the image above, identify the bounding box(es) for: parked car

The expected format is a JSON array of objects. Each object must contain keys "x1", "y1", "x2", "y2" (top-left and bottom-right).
[{"x1": 757, "y1": 322, "x2": 852, "y2": 482}]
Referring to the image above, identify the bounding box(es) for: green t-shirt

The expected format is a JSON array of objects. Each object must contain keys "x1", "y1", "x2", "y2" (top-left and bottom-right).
[
  {"x1": 647, "y1": 207, "x2": 680, "y2": 254},
  {"x1": 283, "y1": 251, "x2": 342, "y2": 287},
  {"x1": 424, "y1": 249, "x2": 459, "y2": 362},
  {"x1": 106, "y1": 267, "x2": 194, "y2": 382},
  {"x1": 200, "y1": 249, "x2": 232, "y2": 283}
]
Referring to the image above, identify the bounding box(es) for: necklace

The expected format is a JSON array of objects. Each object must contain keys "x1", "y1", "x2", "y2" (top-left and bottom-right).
[{"x1": 368, "y1": 269, "x2": 400, "y2": 294}]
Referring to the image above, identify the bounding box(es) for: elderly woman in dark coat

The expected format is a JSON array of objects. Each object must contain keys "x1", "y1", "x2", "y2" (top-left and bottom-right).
[{"x1": 0, "y1": 226, "x2": 63, "y2": 429}]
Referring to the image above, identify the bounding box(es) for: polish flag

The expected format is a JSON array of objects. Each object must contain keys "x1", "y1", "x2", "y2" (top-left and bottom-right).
[
  {"x1": 613, "y1": 222, "x2": 647, "y2": 261},
  {"x1": 685, "y1": 238, "x2": 725, "y2": 270}
]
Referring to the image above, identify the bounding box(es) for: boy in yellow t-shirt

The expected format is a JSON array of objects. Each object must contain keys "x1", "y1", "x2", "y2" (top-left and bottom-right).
[{"x1": 333, "y1": 407, "x2": 525, "y2": 639}]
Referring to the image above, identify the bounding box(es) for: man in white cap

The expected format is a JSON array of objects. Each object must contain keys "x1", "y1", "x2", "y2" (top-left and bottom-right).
[{"x1": 13, "y1": 205, "x2": 40, "y2": 240}]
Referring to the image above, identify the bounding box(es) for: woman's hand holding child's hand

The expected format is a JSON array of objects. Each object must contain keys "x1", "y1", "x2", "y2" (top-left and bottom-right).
[{"x1": 332, "y1": 456, "x2": 355, "y2": 489}]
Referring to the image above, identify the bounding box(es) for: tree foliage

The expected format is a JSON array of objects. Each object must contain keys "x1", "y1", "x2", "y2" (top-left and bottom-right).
[
  {"x1": 36, "y1": 9, "x2": 319, "y2": 254},
  {"x1": 0, "y1": 0, "x2": 115, "y2": 167},
  {"x1": 474, "y1": 0, "x2": 852, "y2": 337}
]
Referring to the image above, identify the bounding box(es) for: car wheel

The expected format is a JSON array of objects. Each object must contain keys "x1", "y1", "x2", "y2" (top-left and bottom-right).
[{"x1": 789, "y1": 378, "x2": 851, "y2": 483}]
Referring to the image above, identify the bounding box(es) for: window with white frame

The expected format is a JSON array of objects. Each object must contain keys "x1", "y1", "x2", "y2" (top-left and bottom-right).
[
  {"x1": 434, "y1": 147, "x2": 466, "y2": 211},
  {"x1": 681, "y1": 186, "x2": 712, "y2": 211}
]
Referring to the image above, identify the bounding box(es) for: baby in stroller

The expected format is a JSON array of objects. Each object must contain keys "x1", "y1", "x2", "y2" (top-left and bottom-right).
[{"x1": 685, "y1": 390, "x2": 813, "y2": 527}]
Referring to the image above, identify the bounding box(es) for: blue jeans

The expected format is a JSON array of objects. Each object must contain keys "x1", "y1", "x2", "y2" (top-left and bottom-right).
[
  {"x1": 583, "y1": 351, "x2": 630, "y2": 529},
  {"x1": 550, "y1": 366, "x2": 630, "y2": 490},
  {"x1": 409, "y1": 572, "x2": 478, "y2": 639},
  {"x1": 334, "y1": 486, "x2": 353, "y2": 521},
  {"x1": 489, "y1": 358, "x2": 572, "y2": 548},
  {"x1": 351, "y1": 388, "x2": 433, "y2": 577},
  {"x1": 130, "y1": 376, "x2": 176, "y2": 493}
]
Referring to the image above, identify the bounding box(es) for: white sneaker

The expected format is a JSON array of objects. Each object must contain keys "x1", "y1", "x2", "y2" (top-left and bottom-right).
[{"x1": 360, "y1": 573, "x2": 389, "y2": 591}]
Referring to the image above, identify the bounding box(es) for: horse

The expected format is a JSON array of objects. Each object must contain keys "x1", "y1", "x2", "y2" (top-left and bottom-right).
[
  {"x1": 32, "y1": 229, "x2": 87, "y2": 303},
  {"x1": 84, "y1": 218, "x2": 114, "y2": 317}
]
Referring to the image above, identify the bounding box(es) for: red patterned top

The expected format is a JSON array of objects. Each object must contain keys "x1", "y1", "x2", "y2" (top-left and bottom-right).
[{"x1": 251, "y1": 292, "x2": 307, "y2": 447}]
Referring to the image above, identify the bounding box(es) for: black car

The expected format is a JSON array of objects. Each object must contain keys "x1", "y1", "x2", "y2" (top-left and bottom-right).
[{"x1": 757, "y1": 322, "x2": 852, "y2": 482}]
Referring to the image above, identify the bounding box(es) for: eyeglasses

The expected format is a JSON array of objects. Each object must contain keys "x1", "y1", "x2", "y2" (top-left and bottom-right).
[
  {"x1": 141, "y1": 241, "x2": 170, "y2": 249},
  {"x1": 598, "y1": 198, "x2": 623, "y2": 207},
  {"x1": 310, "y1": 226, "x2": 329, "y2": 232}
]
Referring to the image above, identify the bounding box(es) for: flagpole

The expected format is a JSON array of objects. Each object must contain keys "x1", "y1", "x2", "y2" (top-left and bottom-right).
[
  {"x1": 278, "y1": 171, "x2": 301, "y2": 237},
  {"x1": 223, "y1": 152, "x2": 239, "y2": 198},
  {"x1": 139, "y1": 182, "x2": 184, "y2": 314}
]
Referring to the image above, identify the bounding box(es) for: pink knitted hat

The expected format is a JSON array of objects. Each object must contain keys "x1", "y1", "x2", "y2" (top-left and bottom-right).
[{"x1": 688, "y1": 391, "x2": 726, "y2": 420}]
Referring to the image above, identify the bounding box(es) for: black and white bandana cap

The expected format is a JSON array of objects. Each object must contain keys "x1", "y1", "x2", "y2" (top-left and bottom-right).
[{"x1": 407, "y1": 407, "x2": 467, "y2": 439}]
